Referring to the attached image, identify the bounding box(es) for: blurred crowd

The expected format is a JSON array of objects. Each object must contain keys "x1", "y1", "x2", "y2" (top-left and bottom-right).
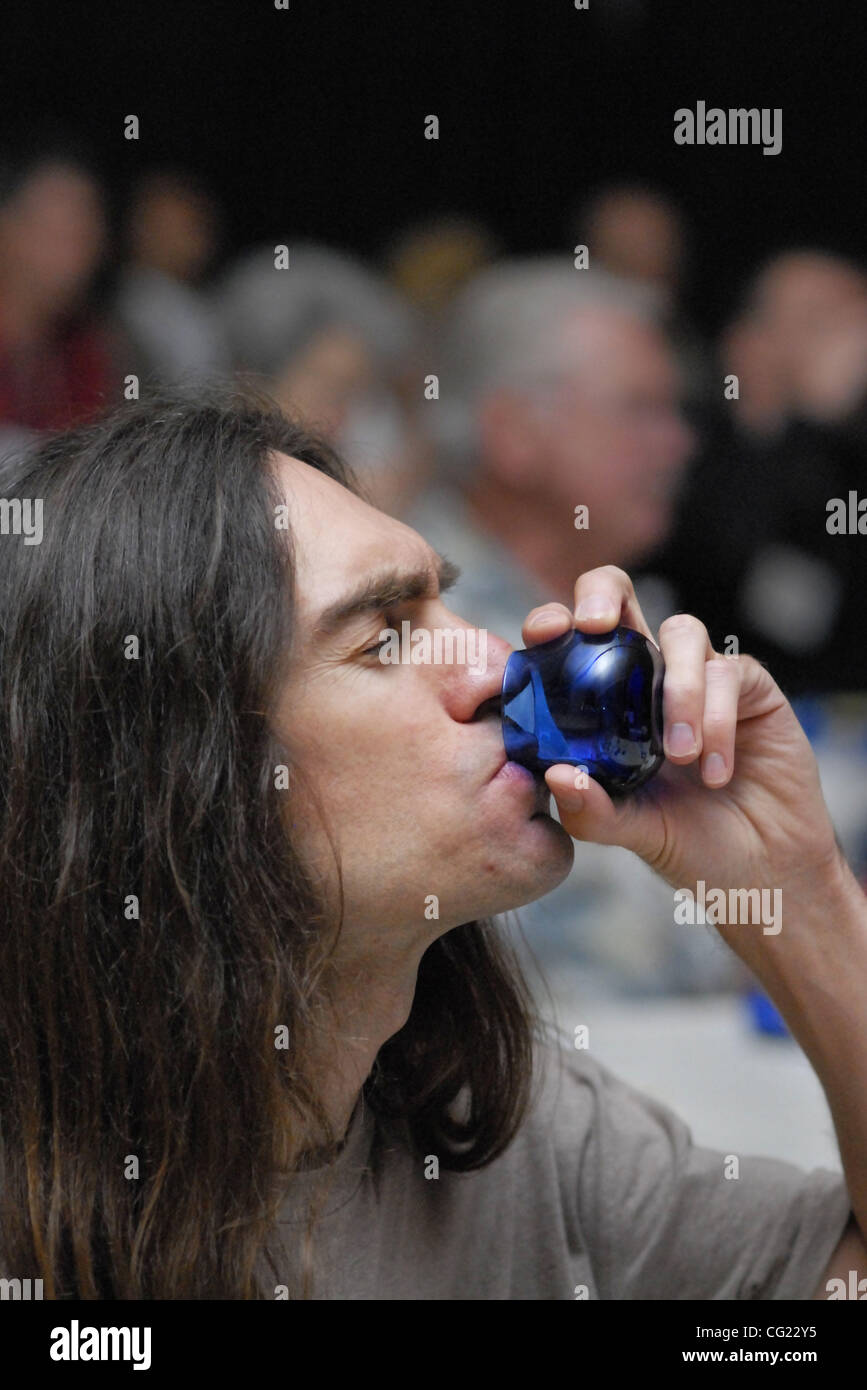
[{"x1": 2, "y1": 137, "x2": 866, "y2": 997}]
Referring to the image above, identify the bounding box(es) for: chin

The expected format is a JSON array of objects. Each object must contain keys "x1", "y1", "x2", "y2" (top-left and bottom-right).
[{"x1": 474, "y1": 817, "x2": 574, "y2": 917}]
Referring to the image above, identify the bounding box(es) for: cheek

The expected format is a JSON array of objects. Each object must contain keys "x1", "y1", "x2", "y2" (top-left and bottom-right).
[
  {"x1": 288, "y1": 687, "x2": 447, "y2": 825},
  {"x1": 601, "y1": 435, "x2": 647, "y2": 485},
  {"x1": 556, "y1": 415, "x2": 612, "y2": 489},
  {"x1": 291, "y1": 709, "x2": 464, "y2": 913}
]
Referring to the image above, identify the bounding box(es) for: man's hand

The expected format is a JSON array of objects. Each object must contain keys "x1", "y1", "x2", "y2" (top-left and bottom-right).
[
  {"x1": 522, "y1": 566, "x2": 844, "y2": 945},
  {"x1": 525, "y1": 566, "x2": 867, "y2": 1285}
]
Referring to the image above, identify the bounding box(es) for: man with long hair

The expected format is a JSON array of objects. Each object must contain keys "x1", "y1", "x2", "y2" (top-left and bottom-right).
[{"x1": 1, "y1": 387, "x2": 865, "y2": 1299}]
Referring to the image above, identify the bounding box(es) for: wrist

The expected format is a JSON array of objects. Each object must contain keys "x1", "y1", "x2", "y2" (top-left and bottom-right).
[{"x1": 745, "y1": 851, "x2": 867, "y2": 1056}]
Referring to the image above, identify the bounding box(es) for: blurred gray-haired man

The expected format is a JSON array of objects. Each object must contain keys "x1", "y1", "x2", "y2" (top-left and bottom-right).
[
  {"x1": 411, "y1": 257, "x2": 694, "y2": 646},
  {"x1": 406, "y1": 258, "x2": 725, "y2": 996}
]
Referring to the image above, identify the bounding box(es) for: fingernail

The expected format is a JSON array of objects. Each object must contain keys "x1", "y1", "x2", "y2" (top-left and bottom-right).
[
  {"x1": 528, "y1": 606, "x2": 563, "y2": 630},
  {"x1": 666, "y1": 722, "x2": 697, "y2": 756},
  {"x1": 703, "y1": 752, "x2": 726, "y2": 784},
  {"x1": 576, "y1": 595, "x2": 614, "y2": 621},
  {"x1": 547, "y1": 770, "x2": 585, "y2": 807}
]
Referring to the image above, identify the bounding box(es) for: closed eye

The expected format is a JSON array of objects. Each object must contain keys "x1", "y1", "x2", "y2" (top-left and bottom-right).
[
  {"x1": 358, "y1": 566, "x2": 459, "y2": 661},
  {"x1": 362, "y1": 636, "x2": 391, "y2": 658},
  {"x1": 360, "y1": 602, "x2": 424, "y2": 660},
  {"x1": 361, "y1": 612, "x2": 404, "y2": 660}
]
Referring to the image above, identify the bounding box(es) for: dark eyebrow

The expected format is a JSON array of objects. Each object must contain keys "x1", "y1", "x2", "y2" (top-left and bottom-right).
[{"x1": 312, "y1": 553, "x2": 462, "y2": 638}]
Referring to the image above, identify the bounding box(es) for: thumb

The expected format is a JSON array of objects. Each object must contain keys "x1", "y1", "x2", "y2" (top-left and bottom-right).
[{"x1": 544, "y1": 764, "x2": 665, "y2": 862}]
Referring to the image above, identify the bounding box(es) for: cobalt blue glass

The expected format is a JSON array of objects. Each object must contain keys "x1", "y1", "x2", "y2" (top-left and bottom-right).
[{"x1": 501, "y1": 626, "x2": 666, "y2": 797}]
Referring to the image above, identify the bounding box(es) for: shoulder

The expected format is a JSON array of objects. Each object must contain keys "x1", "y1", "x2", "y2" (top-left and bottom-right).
[
  {"x1": 517, "y1": 1027, "x2": 852, "y2": 1299},
  {"x1": 521, "y1": 1025, "x2": 687, "y2": 1159}
]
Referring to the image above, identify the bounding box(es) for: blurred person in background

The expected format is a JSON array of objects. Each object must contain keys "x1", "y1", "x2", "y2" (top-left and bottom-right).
[
  {"x1": 0, "y1": 139, "x2": 121, "y2": 454},
  {"x1": 115, "y1": 169, "x2": 230, "y2": 384},
  {"x1": 640, "y1": 249, "x2": 867, "y2": 700},
  {"x1": 407, "y1": 259, "x2": 722, "y2": 996},
  {"x1": 571, "y1": 182, "x2": 712, "y2": 406},
  {"x1": 384, "y1": 214, "x2": 499, "y2": 328},
  {"x1": 413, "y1": 259, "x2": 694, "y2": 639},
  {"x1": 219, "y1": 242, "x2": 430, "y2": 517}
]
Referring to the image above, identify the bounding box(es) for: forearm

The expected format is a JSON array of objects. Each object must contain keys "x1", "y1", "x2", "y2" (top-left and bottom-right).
[{"x1": 733, "y1": 852, "x2": 867, "y2": 1238}]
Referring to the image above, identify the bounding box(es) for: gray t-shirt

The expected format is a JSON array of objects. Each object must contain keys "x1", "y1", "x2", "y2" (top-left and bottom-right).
[{"x1": 261, "y1": 1038, "x2": 852, "y2": 1299}]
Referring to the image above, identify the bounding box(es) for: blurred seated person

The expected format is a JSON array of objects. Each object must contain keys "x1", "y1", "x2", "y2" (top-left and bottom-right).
[
  {"x1": 115, "y1": 170, "x2": 230, "y2": 384},
  {"x1": 384, "y1": 214, "x2": 499, "y2": 328},
  {"x1": 0, "y1": 138, "x2": 121, "y2": 438},
  {"x1": 639, "y1": 249, "x2": 867, "y2": 698},
  {"x1": 570, "y1": 182, "x2": 711, "y2": 406},
  {"x1": 408, "y1": 261, "x2": 723, "y2": 994},
  {"x1": 219, "y1": 242, "x2": 429, "y2": 516},
  {"x1": 414, "y1": 258, "x2": 695, "y2": 642}
]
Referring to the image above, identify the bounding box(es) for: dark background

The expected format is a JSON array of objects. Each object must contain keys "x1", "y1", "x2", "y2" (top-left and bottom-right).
[{"x1": 3, "y1": 0, "x2": 864, "y2": 332}]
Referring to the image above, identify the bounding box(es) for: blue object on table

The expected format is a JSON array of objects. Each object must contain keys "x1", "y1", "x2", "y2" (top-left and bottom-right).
[
  {"x1": 745, "y1": 987, "x2": 789, "y2": 1037},
  {"x1": 501, "y1": 626, "x2": 665, "y2": 797}
]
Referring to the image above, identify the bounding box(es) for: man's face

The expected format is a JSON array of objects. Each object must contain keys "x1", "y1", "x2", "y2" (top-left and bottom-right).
[
  {"x1": 589, "y1": 192, "x2": 683, "y2": 296},
  {"x1": 271, "y1": 328, "x2": 374, "y2": 441},
  {"x1": 762, "y1": 257, "x2": 867, "y2": 346},
  {"x1": 760, "y1": 257, "x2": 867, "y2": 391},
  {"x1": 270, "y1": 452, "x2": 573, "y2": 945},
  {"x1": 529, "y1": 310, "x2": 694, "y2": 564},
  {"x1": 134, "y1": 188, "x2": 218, "y2": 283},
  {"x1": 0, "y1": 165, "x2": 106, "y2": 308}
]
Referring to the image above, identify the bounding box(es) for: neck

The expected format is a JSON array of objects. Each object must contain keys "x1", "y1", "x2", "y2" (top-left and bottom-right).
[
  {"x1": 465, "y1": 474, "x2": 613, "y2": 605},
  {"x1": 305, "y1": 934, "x2": 424, "y2": 1149}
]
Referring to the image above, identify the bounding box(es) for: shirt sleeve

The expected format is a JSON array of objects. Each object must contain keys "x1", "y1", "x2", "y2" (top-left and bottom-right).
[{"x1": 546, "y1": 1042, "x2": 853, "y2": 1300}]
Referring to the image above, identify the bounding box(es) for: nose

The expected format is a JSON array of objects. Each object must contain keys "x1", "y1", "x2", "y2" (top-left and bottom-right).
[{"x1": 437, "y1": 612, "x2": 513, "y2": 723}]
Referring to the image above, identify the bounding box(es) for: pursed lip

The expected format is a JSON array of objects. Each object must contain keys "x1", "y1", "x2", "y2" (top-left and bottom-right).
[
  {"x1": 485, "y1": 732, "x2": 549, "y2": 806},
  {"x1": 489, "y1": 751, "x2": 508, "y2": 781},
  {"x1": 489, "y1": 750, "x2": 541, "y2": 795},
  {"x1": 490, "y1": 753, "x2": 549, "y2": 805},
  {"x1": 489, "y1": 751, "x2": 533, "y2": 783}
]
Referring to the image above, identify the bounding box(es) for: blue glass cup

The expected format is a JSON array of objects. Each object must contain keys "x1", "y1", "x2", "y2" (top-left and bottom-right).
[{"x1": 501, "y1": 626, "x2": 666, "y2": 797}]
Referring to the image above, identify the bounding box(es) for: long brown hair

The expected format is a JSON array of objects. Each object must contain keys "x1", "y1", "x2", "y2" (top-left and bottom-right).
[{"x1": 0, "y1": 385, "x2": 540, "y2": 1298}]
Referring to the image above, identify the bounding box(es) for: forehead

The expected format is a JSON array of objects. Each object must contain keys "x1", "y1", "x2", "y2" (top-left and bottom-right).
[
  {"x1": 21, "y1": 166, "x2": 98, "y2": 209},
  {"x1": 270, "y1": 450, "x2": 432, "y2": 617},
  {"x1": 559, "y1": 308, "x2": 672, "y2": 383}
]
